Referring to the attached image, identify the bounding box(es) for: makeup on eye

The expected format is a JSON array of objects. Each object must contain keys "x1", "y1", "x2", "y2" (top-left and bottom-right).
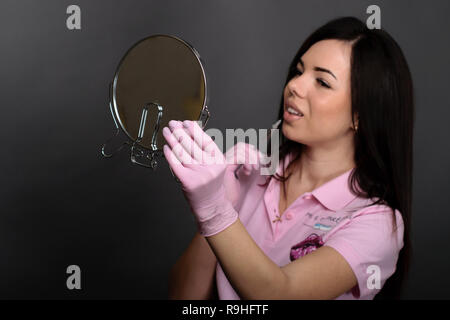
[{"x1": 294, "y1": 68, "x2": 331, "y2": 89}]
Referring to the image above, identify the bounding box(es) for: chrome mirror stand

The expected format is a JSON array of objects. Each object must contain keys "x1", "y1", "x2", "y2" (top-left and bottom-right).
[{"x1": 101, "y1": 100, "x2": 210, "y2": 183}]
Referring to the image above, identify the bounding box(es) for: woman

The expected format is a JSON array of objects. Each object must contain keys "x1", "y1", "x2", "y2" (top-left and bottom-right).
[{"x1": 164, "y1": 16, "x2": 414, "y2": 300}]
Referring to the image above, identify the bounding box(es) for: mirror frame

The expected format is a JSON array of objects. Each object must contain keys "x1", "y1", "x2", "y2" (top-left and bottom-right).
[{"x1": 109, "y1": 34, "x2": 210, "y2": 150}]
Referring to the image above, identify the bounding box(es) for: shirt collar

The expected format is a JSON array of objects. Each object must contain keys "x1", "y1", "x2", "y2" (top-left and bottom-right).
[
  {"x1": 311, "y1": 167, "x2": 358, "y2": 211},
  {"x1": 276, "y1": 152, "x2": 358, "y2": 212}
]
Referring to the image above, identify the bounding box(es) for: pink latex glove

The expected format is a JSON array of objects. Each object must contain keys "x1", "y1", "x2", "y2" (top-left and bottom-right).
[
  {"x1": 162, "y1": 120, "x2": 238, "y2": 237},
  {"x1": 223, "y1": 142, "x2": 264, "y2": 208}
]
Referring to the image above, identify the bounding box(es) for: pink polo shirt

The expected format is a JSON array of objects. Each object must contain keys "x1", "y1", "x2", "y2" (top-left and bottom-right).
[{"x1": 215, "y1": 151, "x2": 404, "y2": 300}]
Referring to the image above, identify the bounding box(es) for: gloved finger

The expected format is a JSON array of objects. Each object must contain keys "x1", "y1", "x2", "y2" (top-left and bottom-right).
[
  {"x1": 163, "y1": 144, "x2": 185, "y2": 179},
  {"x1": 242, "y1": 164, "x2": 252, "y2": 175},
  {"x1": 247, "y1": 146, "x2": 260, "y2": 166},
  {"x1": 226, "y1": 145, "x2": 244, "y2": 164},
  {"x1": 240, "y1": 143, "x2": 259, "y2": 166},
  {"x1": 171, "y1": 126, "x2": 204, "y2": 163},
  {"x1": 185, "y1": 121, "x2": 224, "y2": 164},
  {"x1": 231, "y1": 150, "x2": 255, "y2": 176},
  {"x1": 183, "y1": 120, "x2": 216, "y2": 153},
  {"x1": 162, "y1": 126, "x2": 197, "y2": 166},
  {"x1": 229, "y1": 143, "x2": 247, "y2": 163},
  {"x1": 168, "y1": 120, "x2": 199, "y2": 163},
  {"x1": 203, "y1": 145, "x2": 225, "y2": 165},
  {"x1": 227, "y1": 143, "x2": 257, "y2": 166},
  {"x1": 169, "y1": 120, "x2": 209, "y2": 163},
  {"x1": 168, "y1": 120, "x2": 183, "y2": 131}
]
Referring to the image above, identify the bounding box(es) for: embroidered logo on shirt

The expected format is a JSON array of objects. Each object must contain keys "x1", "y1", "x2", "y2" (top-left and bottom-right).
[
  {"x1": 290, "y1": 233, "x2": 324, "y2": 261},
  {"x1": 313, "y1": 223, "x2": 332, "y2": 231}
]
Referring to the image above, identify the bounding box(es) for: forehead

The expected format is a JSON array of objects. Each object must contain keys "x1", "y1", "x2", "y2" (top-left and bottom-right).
[{"x1": 300, "y1": 39, "x2": 352, "y2": 79}]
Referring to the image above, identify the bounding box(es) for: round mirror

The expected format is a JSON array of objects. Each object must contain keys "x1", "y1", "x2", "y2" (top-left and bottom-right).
[{"x1": 110, "y1": 34, "x2": 209, "y2": 151}]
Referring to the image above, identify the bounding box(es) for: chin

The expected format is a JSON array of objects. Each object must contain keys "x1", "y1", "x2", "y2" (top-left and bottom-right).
[
  {"x1": 282, "y1": 123, "x2": 294, "y2": 139},
  {"x1": 282, "y1": 126, "x2": 304, "y2": 144}
]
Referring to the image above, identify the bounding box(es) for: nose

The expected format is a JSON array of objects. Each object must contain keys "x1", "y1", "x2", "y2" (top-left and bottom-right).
[{"x1": 287, "y1": 75, "x2": 307, "y2": 98}]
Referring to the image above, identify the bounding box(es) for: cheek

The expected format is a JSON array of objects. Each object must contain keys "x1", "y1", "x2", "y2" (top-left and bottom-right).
[{"x1": 311, "y1": 93, "x2": 351, "y2": 131}]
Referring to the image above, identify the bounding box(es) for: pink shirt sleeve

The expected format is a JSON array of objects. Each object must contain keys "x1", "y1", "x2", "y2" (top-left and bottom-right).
[{"x1": 323, "y1": 206, "x2": 404, "y2": 299}]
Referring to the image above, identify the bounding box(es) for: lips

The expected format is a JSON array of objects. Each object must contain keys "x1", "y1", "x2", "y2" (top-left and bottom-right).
[{"x1": 285, "y1": 100, "x2": 304, "y2": 116}]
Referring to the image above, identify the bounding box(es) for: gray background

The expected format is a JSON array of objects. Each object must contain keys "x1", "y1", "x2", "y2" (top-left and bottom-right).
[{"x1": 0, "y1": 0, "x2": 448, "y2": 299}]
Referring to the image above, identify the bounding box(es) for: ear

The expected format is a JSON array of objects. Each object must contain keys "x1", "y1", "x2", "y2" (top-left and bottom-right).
[{"x1": 352, "y1": 112, "x2": 359, "y2": 130}]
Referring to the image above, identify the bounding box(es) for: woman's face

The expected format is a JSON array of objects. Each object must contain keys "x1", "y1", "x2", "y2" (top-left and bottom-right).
[{"x1": 282, "y1": 39, "x2": 357, "y2": 147}]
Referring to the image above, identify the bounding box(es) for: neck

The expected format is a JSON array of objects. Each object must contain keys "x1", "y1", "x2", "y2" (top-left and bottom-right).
[{"x1": 289, "y1": 138, "x2": 355, "y2": 191}]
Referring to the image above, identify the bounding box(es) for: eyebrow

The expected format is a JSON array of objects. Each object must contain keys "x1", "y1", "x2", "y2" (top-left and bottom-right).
[{"x1": 298, "y1": 58, "x2": 337, "y2": 81}]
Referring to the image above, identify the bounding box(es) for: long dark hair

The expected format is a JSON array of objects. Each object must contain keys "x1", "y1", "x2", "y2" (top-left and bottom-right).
[{"x1": 260, "y1": 16, "x2": 414, "y2": 299}]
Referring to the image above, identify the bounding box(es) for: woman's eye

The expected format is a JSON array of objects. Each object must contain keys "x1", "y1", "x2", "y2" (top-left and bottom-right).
[
  {"x1": 294, "y1": 70, "x2": 330, "y2": 89},
  {"x1": 317, "y1": 79, "x2": 331, "y2": 89}
]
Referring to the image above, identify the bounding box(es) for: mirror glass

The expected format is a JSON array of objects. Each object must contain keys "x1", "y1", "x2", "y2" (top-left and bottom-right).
[{"x1": 111, "y1": 34, "x2": 208, "y2": 150}]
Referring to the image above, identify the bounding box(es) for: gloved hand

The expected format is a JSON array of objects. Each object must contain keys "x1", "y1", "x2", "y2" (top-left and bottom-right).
[
  {"x1": 162, "y1": 120, "x2": 238, "y2": 237},
  {"x1": 223, "y1": 142, "x2": 264, "y2": 208}
]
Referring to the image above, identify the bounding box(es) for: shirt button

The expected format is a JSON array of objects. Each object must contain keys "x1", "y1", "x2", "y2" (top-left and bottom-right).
[
  {"x1": 285, "y1": 211, "x2": 293, "y2": 220},
  {"x1": 304, "y1": 194, "x2": 313, "y2": 200}
]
